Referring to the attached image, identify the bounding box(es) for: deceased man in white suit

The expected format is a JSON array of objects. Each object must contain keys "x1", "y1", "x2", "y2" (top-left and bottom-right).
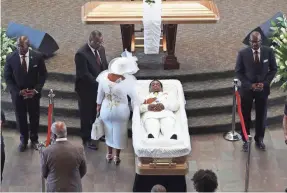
[{"x1": 140, "y1": 80, "x2": 179, "y2": 139}]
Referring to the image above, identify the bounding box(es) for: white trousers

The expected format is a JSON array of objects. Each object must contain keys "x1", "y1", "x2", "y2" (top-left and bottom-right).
[{"x1": 144, "y1": 117, "x2": 175, "y2": 138}]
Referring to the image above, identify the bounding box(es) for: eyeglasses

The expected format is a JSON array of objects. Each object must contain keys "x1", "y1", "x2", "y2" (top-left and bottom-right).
[
  {"x1": 249, "y1": 40, "x2": 262, "y2": 43},
  {"x1": 90, "y1": 40, "x2": 104, "y2": 46}
]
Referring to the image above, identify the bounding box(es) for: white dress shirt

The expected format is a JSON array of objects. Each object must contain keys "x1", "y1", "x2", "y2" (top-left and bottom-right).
[
  {"x1": 19, "y1": 50, "x2": 29, "y2": 72},
  {"x1": 88, "y1": 44, "x2": 101, "y2": 63},
  {"x1": 252, "y1": 48, "x2": 260, "y2": 62},
  {"x1": 17, "y1": 50, "x2": 39, "y2": 94}
]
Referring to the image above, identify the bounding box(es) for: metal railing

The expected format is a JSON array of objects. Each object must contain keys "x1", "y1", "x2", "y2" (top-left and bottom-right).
[
  {"x1": 223, "y1": 79, "x2": 252, "y2": 192},
  {"x1": 38, "y1": 89, "x2": 55, "y2": 192}
]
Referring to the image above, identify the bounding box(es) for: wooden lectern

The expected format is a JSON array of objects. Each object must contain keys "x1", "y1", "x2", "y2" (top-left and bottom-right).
[{"x1": 82, "y1": 0, "x2": 219, "y2": 69}]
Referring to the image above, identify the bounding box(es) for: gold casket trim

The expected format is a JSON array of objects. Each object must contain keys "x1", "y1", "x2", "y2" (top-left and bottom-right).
[{"x1": 136, "y1": 156, "x2": 189, "y2": 175}]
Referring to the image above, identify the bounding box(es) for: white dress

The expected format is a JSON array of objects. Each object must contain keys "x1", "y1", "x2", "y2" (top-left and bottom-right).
[{"x1": 96, "y1": 71, "x2": 141, "y2": 149}]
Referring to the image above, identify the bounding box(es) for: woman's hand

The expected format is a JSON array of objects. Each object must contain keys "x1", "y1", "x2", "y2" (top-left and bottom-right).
[{"x1": 97, "y1": 104, "x2": 101, "y2": 113}]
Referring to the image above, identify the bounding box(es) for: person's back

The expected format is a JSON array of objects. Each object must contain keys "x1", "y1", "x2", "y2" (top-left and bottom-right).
[{"x1": 42, "y1": 141, "x2": 86, "y2": 192}]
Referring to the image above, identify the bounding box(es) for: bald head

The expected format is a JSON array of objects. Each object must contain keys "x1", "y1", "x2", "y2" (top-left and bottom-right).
[
  {"x1": 88, "y1": 30, "x2": 103, "y2": 50},
  {"x1": 151, "y1": 185, "x2": 166, "y2": 192},
  {"x1": 249, "y1": 31, "x2": 262, "y2": 50},
  {"x1": 250, "y1": 31, "x2": 261, "y2": 39},
  {"x1": 51, "y1": 121, "x2": 67, "y2": 138},
  {"x1": 17, "y1": 36, "x2": 30, "y2": 55}
]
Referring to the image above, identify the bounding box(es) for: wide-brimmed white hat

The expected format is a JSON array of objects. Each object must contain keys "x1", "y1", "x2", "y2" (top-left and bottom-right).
[{"x1": 108, "y1": 56, "x2": 139, "y2": 75}]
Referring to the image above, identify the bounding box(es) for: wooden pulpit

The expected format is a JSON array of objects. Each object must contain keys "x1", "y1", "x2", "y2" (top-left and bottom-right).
[{"x1": 82, "y1": 0, "x2": 219, "y2": 69}]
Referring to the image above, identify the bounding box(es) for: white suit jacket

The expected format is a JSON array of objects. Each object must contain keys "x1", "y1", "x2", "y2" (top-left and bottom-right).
[{"x1": 140, "y1": 91, "x2": 179, "y2": 122}]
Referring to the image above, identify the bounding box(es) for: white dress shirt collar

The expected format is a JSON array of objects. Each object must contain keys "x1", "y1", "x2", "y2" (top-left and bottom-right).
[
  {"x1": 88, "y1": 43, "x2": 102, "y2": 64},
  {"x1": 88, "y1": 43, "x2": 96, "y2": 55},
  {"x1": 252, "y1": 48, "x2": 260, "y2": 61},
  {"x1": 56, "y1": 138, "x2": 67, "y2": 142},
  {"x1": 252, "y1": 48, "x2": 260, "y2": 53}
]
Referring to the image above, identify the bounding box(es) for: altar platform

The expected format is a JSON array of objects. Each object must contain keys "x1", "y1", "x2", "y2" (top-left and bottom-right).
[{"x1": 81, "y1": 1, "x2": 219, "y2": 24}]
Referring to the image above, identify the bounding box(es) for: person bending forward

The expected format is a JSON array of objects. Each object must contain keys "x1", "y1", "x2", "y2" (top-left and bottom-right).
[{"x1": 96, "y1": 55, "x2": 141, "y2": 165}]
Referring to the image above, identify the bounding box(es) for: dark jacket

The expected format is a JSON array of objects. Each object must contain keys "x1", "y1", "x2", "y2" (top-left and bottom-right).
[
  {"x1": 1, "y1": 110, "x2": 5, "y2": 150},
  {"x1": 4, "y1": 50, "x2": 47, "y2": 97},
  {"x1": 74, "y1": 44, "x2": 108, "y2": 97},
  {"x1": 41, "y1": 140, "x2": 87, "y2": 192},
  {"x1": 235, "y1": 46, "x2": 277, "y2": 96}
]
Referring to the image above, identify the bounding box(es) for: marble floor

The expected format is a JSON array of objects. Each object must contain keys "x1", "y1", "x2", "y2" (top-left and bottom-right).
[{"x1": 1, "y1": 127, "x2": 287, "y2": 192}]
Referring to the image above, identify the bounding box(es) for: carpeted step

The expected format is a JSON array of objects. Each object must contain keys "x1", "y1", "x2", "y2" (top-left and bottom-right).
[
  {"x1": 189, "y1": 103, "x2": 284, "y2": 134},
  {"x1": 187, "y1": 88, "x2": 286, "y2": 116},
  {"x1": 47, "y1": 69, "x2": 234, "y2": 83},
  {"x1": 2, "y1": 103, "x2": 283, "y2": 135},
  {"x1": 1, "y1": 87, "x2": 285, "y2": 118},
  {"x1": 29, "y1": 76, "x2": 241, "y2": 101}
]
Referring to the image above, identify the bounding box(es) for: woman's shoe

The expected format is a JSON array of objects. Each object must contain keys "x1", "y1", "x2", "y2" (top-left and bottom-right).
[
  {"x1": 106, "y1": 154, "x2": 113, "y2": 163},
  {"x1": 113, "y1": 156, "x2": 121, "y2": 165}
]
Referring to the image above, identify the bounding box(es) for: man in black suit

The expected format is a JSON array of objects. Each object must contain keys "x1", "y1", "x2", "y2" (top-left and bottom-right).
[
  {"x1": 1, "y1": 110, "x2": 5, "y2": 182},
  {"x1": 75, "y1": 30, "x2": 108, "y2": 149},
  {"x1": 235, "y1": 31, "x2": 277, "y2": 151},
  {"x1": 4, "y1": 36, "x2": 47, "y2": 152}
]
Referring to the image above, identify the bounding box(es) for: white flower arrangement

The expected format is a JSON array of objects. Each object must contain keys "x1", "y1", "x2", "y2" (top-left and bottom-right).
[
  {"x1": 270, "y1": 14, "x2": 287, "y2": 91},
  {"x1": 1, "y1": 28, "x2": 17, "y2": 91}
]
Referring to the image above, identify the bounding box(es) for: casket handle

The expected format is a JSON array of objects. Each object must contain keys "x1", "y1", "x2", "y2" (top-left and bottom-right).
[{"x1": 149, "y1": 159, "x2": 176, "y2": 168}]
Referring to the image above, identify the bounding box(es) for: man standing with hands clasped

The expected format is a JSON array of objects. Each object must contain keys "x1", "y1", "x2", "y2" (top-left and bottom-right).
[
  {"x1": 75, "y1": 30, "x2": 108, "y2": 149},
  {"x1": 4, "y1": 36, "x2": 47, "y2": 152},
  {"x1": 235, "y1": 31, "x2": 277, "y2": 152}
]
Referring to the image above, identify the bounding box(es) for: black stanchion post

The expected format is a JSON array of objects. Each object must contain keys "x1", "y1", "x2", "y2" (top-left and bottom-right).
[
  {"x1": 245, "y1": 136, "x2": 252, "y2": 192},
  {"x1": 223, "y1": 79, "x2": 242, "y2": 141}
]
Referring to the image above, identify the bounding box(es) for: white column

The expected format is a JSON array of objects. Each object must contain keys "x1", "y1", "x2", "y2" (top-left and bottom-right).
[{"x1": 142, "y1": 0, "x2": 162, "y2": 54}]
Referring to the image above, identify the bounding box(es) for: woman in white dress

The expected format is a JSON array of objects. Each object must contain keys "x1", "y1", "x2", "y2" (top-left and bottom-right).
[{"x1": 96, "y1": 54, "x2": 141, "y2": 165}]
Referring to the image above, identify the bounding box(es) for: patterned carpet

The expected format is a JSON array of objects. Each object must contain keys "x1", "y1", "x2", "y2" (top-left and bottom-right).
[{"x1": 1, "y1": 0, "x2": 287, "y2": 74}]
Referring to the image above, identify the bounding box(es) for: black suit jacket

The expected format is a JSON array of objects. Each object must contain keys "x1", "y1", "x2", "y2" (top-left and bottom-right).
[
  {"x1": 4, "y1": 50, "x2": 47, "y2": 97},
  {"x1": 74, "y1": 44, "x2": 108, "y2": 97},
  {"x1": 235, "y1": 46, "x2": 277, "y2": 96}
]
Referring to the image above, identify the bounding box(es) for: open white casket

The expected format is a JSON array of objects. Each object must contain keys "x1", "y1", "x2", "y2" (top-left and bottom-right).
[{"x1": 132, "y1": 79, "x2": 191, "y2": 175}]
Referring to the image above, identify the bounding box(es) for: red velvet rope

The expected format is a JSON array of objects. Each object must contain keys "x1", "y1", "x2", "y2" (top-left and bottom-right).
[
  {"x1": 235, "y1": 90, "x2": 249, "y2": 141},
  {"x1": 46, "y1": 104, "x2": 53, "y2": 147}
]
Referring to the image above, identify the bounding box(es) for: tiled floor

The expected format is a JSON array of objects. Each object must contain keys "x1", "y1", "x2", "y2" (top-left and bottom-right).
[{"x1": 1, "y1": 127, "x2": 287, "y2": 192}]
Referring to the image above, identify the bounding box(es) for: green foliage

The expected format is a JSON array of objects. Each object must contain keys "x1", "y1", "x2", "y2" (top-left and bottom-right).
[
  {"x1": 270, "y1": 14, "x2": 287, "y2": 91},
  {"x1": 1, "y1": 28, "x2": 17, "y2": 91},
  {"x1": 145, "y1": 0, "x2": 155, "y2": 5}
]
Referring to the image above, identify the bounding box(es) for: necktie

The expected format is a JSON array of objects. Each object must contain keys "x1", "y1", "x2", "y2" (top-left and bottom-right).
[
  {"x1": 21, "y1": 55, "x2": 27, "y2": 72},
  {"x1": 254, "y1": 51, "x2": 259, "y2": 64},
  {"x1": 94, "y1": 50, "x2": 101, "y2": 66}
]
